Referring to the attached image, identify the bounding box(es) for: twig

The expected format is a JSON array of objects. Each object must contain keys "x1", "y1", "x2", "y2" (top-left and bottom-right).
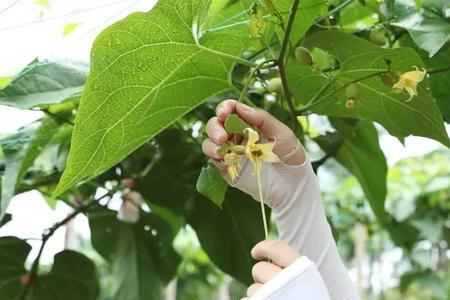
[
  {"x1": 315, "y1": 0, "x2": 353, "y2": 24},
  {"x1": 19, "y1": 188, "x2": 118, "y2": 300},
  {"x1": 239, "y1": 59, "x2": 278, "y2": 102},
  {"x1": 427, "y1": 64, "x2": 450, "y2": 74},
  {"x1": 297, "y1": 70, "x2": 389, "y2": 115},
  {"x1": 277, "y1": 0, "x2": 301, "y2": 130}
]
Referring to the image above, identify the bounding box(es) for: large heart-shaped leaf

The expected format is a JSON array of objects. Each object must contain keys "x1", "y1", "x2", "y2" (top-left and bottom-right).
[
  {"x1": 287, "y1": 30, "x2": 450, "y2": 147},
  {"x1": 53, "y1": 0, "x2": 254, "y2": 198},
  {"x1": 0, "y1": 236, "x2": 98, "y2": 300},
  {"x1": 0, "y1": 60, "x2": 87, "y2": 109}
]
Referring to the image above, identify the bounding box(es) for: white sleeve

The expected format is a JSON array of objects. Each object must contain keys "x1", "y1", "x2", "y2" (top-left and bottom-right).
[
  {"x1": 250, "y1": 257, "x2": 331, "y2": 300},
  {"x1": 227, "y1": 156, "x2": 360, "y2": 300}
]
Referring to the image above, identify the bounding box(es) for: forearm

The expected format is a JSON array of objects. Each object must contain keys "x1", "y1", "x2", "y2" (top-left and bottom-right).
[
  {"x1": 271, "y1": 159, "x2": 359, "y2": 300},
  {"x1": 229, "y1": 157, "x2": 360, "y2": 300}
]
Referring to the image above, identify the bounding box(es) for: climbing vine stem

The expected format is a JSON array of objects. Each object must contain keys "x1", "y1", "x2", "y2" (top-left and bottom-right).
[{"x1": 277, "y1": 0, "x2": 300, "y2": 130}]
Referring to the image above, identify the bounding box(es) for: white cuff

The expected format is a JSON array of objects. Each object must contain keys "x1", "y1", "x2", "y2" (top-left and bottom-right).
[{"x1": 250, "y1": 257, "x2": 331, "y2": 300}]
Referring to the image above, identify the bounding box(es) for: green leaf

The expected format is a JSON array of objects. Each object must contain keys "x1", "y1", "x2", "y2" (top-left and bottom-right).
[
  {"x1": 331, "y1": 118, "x2": 388, "y2": 223},
  {"x1": 0, "y1": 60, "x2": 87, "y2": 109},
  {"x1": 53, "y1": 0, "x2": 253, "y2": 198},
  {"x1": 0, "y1": 214, "x2": 11, "y2": 227},
  {"x1": 419, "y1": 46, "x2": 450, "y2": 122},
  {"x1": 392, "y1": 0, "x2": 450, "y2": 56},
  {"x1": 0, "y1": 236, "x2": 98, "y2": 300},
  {"x1": 33, "y1": 250, "x2": 98, "y2": 300},
  {"x1": 63, "y1": 22, "x2": 81, "y2": 36},
  {"x1": 196, "y1": 161, "x2": 228, "y2": 208},
  {"x1": 224, "y1": 113, "x2": 251, "y2": 134},
  {"x1": 338, "y1": 0, "x2": 378, "y2": 32},
  {"x1": 288, "y1": 30, "x2": 450, "y2": 147},
  {"x1": 0, "y1": 77, "x2": 11, "y2": 88},
  {"x1": 0, "y1": 236, "x2": 30, "y2": 299},
  {"x1": 135, "y1": 129, "x2": 204, "y2": 215},
  {"x1": 187, "y1": 188, "x2": 267, "y2": 285},
  {"x1": 273, "y1": 0, "x2": 328, "y2": 45},
  {"x1": 0, "y1": 117, "x2": 60, "y2": 218},
  {"x1": 89, "y1": 206, "x2": 181, "y2": 299}
]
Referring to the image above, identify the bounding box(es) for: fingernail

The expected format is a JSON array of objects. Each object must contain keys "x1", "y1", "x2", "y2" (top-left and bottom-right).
[
  {"x1": 239, "y1": 103, "x2": 253, "y2": 112},
  {"x1": 217, "y1": 106, "x2": 224, "y2": 116}
]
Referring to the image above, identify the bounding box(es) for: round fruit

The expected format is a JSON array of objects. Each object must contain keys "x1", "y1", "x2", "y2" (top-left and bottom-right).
[{"x1": 267, "y1": 77, "x2": 283, "y2": 95}]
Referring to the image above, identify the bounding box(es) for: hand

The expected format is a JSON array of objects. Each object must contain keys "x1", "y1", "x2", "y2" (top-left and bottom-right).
[
  {"x1": 242, "y1": 240, "x2": 301, "y2": 299},
  {"x1": 201, "y1": 99, "x2": 305, "y2": 174}
]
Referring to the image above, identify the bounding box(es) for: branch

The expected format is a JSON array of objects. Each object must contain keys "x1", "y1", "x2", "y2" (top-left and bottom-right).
[
  {"x1": 297, "y1": 70, "x2": 389, "y2": 115},
  {"x1": 315, "y1": 0, "x2": 353, "y2": 24},
  {"x1": 427, "y1": 64, "x2": 450, "y2": 74},
  {"x1": 277, "y1": 0, "x2": 300, "y2": 130},
  {"x1": 19, "y1": 187, "x2": 118, "y2": 300},
  {"x1": 239, "y1": 59, "x2": 278, "y2": 102}
]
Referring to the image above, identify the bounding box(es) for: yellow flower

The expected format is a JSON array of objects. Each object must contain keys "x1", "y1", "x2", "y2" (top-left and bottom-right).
[
  {"x1": 393, "y1": 66, "x2": 427, "y2": 102},
  {"x1": 244, "y1": 128, "x2": 280, "y2": 175},
  {"x1": 224, "y1": 151, "x2": 242, "y2": 182}
]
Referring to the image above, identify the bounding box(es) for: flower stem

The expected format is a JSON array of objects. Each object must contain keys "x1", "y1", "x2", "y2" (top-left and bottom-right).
[{"x1": 256, "y1": 163, "x2": 269, "y2": 239}]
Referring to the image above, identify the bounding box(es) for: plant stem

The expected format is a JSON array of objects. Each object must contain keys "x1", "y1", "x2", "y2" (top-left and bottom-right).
[
  {"x1": 297, "y1": 70, "x2": 389, "y2": 115},
  {"x1": 315, "y1": 0, "x2": 353, "y2": 24},
  {"x1": 239, "y1": 59, "x2": 278, "y2": 102},
  {"x1": 277, "y1": 0, "x2": 300, "y2": 130},
  {"x1": 256, "y1": 164, "x2": 269, "y2": 239},
  {"x1": 19, "y1": 188, "x2": 117, "y2": 300},
  {"x1": 197, "y1": 44, "x2": 257, "y2": 68},
  {"x1": 427, "y1": 64, "x2": 450, "y2": 74}
]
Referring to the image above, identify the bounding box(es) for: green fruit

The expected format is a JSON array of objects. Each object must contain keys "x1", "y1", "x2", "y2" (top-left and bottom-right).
[
  {"x1": 345, "y1": 83, "x2": 361, "y2": 99},
  {"x1": 295, "y1": 47, "x2": 313, "y2": 65},
  {"x1": 267, "y1": 77, "x2": 283, "y2": 95},
  {"x1": 369, "y1": 30, "x2": 385, "y2": 46}
]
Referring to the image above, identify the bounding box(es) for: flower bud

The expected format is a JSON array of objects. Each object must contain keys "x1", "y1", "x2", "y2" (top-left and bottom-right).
[
  {"x1": 118, "y1": 190, "x2": 143, "y2": 224},
  {"x1": 369, "y1": 30, "x2": 386, "y2": 46},
  {"x1": 267, "y1": 77, "x2": 283, "y2": 95}
]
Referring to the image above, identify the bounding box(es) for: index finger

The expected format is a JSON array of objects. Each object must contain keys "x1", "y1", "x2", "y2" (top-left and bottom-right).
[
  {"x1": 216, "y1": 99, "x2": 239, "y2": 122},
  {"x1": 251, "y1": 240, "x2": 300, "y2": 268}
]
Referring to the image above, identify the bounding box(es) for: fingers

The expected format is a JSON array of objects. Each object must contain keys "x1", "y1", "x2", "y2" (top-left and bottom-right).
[
  {"x1": 202, "y1": 139, "x2": 221, "y2": 160},
  {"x1": 252, "y1": 261, "x2": 282, "y2": 284},
  {"x1": 216, "y1": 99, "x2": 239, "y2": 122},
  {"x1": 215, "y1": 100, "x2": 300, "y2": 161},
  {"x1": 251, "y1": 240, "x2": 300, "y2": 268},
  {"x1": 206, "y1": 116, "x2": 228, "y2": 144},
  {"x1": 247, "y1": 283, "x2": 263, "y2": 297}
]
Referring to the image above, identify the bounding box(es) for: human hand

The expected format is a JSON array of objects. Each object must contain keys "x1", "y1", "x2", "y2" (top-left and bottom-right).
[
  {"x1": 242, "y1": 240, "x2": 301, "y2": 299},
  {"x1": 201, "y1": 99, "x2": 305, "y2": 174}
]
